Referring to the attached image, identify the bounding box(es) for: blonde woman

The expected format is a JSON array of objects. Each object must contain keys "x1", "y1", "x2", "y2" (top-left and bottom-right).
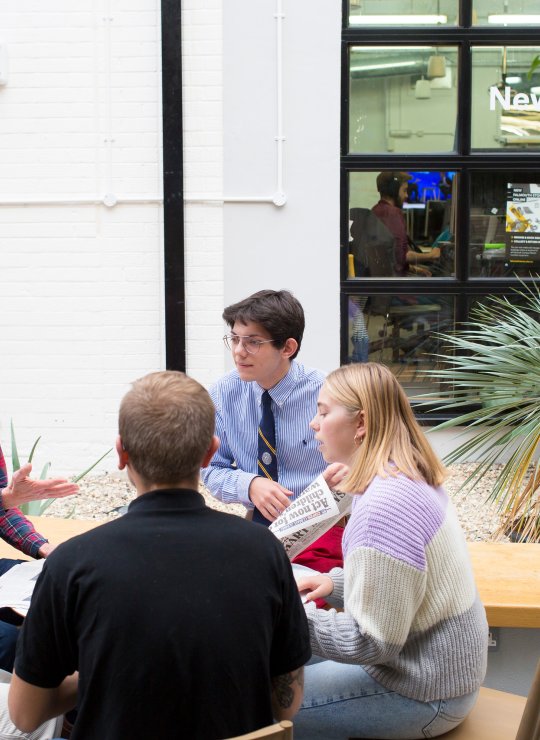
[{"x1": 295, "y1": 363, "x2": 488, "y2": 740}]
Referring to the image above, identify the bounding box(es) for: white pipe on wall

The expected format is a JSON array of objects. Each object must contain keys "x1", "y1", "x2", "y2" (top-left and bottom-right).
[{"x1": 185, "y1": 0, "x2": 287, "y2": 208}]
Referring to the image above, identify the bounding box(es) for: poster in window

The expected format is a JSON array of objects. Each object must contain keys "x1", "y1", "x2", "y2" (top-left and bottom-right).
[{"x1": 506, "y1": 183, "x2": 540, "y2": 264}]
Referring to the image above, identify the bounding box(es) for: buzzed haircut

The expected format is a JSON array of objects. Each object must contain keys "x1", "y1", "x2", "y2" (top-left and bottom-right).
[
  {"x1": 119, "y1": 371, "x2": 215, "y2": 484},
  {"x1": 222, "y1": 289, "x2": 305, "y2": 359}
]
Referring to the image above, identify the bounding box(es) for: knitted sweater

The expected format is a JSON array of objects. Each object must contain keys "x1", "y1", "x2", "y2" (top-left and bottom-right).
[{"x1": 305, "y1": 473, "x2": 488, "y2": 702}]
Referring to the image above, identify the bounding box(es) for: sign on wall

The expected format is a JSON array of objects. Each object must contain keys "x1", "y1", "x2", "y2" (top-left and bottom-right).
[{"x1": 506, "y1": 183, "x2": 540, "y2": 264}]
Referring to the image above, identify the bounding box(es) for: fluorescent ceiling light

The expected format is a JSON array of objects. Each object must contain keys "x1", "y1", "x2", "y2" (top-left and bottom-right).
[
  {"x1": 350, "y1": 15, "x2": 447, "y2": 26},
  {"x1": 505, "y1": 76, "x2": 522, "y2": 84},
  {"x1": 351, "y1": 61, "x2": 419, "y2": 72},
  {"x1": 488, "y1": 15, "x2": 540, "y2": 24},
  {"x1": 351, "y1": 46, "x2": 432, "y2": 52}
]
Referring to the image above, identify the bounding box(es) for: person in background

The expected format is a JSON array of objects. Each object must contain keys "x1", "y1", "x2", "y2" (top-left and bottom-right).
[
  {"x1": 201, "y1": 289, "x2": 348, "y2": 575},
  {"x1": 295, "y1": 363, "x2": 488, "y2": 740},
  {"x1": 372, "y1": 171, "x2": 441, "y2": 277},
  {"x1": 0, "y1": 444, "x2": 78, "y2": 672},
  {"x1": 9, "y1": 371, "x2": 310, "y2": 739}
]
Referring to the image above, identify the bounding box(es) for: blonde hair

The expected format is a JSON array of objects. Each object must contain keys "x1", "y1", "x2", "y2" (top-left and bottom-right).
[
  {"x1": 119, "y1": 371, "x2": 215, "y2": 484},
  {"x1": 325, "y1": 363, "x2": 446, "y2": 493}
]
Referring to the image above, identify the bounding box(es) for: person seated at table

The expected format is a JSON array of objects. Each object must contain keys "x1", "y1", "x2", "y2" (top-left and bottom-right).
[
  {"x1": 372, "y1": 171, "x2": 441, "y2": 277},
  {"x1": 201, "y1": 289, "x2": 348, "y2": 578},
  {"x1": 8, "y1": 371, "x2": 310, "y2": 739},
  {"x1": 0, "y1": 444, "x2": 78, "y2": 672},
  {"x1": 295, "y1": 362, "x2": 488, "y2": 740}
]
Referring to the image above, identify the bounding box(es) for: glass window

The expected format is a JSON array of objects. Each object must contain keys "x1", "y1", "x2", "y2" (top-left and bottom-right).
[
  {"x1": 348, "y1": 171, "x2": 456, "y2": 279},
  {"x1": 347, "y1": 294, "x2": 455, "y2": 398},
  {"x1": 473, "y1": 2, "x2": 540, "y2": 26},
  {"x1": 472, "y1": 46, "x2": 540, "y2": 150},
  {"x1": 348, "y1": 1, "x2": 457, "y2": 26},
  {"x1": 469, "y1": 172, "x2": 540, "y2": 278},
  {"x1": 349, "y1": 46, "x2": 458, "y2": 154}
]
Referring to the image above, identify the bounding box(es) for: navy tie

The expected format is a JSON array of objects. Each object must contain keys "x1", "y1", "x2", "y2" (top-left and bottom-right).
[{"x1": 253, "y1": 391, "x2": 277, "y2": 526}]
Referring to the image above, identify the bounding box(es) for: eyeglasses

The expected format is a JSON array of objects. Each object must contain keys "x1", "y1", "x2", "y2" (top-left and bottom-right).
[{"x1": 223, "y1": 334, "x2": 276, "y2": 355}]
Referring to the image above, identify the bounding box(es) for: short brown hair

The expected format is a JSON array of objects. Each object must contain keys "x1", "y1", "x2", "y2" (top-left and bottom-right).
[
  {"x1": 376, "y1": 171, "x2": 412, "y2": 200},
  {"x1": 324, "y1": 363, "x2": 446, "y2": 493},
  {"x1": 119, "y1": 371, "x2": 215, "y2": 484},
  {"x1": 222, "y1": 290, "x2": 305, "y2": 360}
]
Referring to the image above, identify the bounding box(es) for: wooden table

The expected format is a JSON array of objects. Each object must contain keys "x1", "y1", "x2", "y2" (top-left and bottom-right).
[
  {"x1": 0, "y1": 521, "x2": 537, "y2": 630},
  {"x1": 0, "y1": 516, "x2": 101, "y2": 560},
  {"x1": 467, "y1": 542, "x2": 540, "y2": 628}
]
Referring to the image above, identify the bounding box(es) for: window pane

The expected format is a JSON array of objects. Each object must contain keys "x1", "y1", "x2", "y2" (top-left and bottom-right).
[
  {"x1": 348, "y1": 171, "x2": 456, "y2": 279},
  {"x1": 469, "y1": 172, "x2": 540, "y2": 277},
  {"x1": 473, "y1": 2, "x2": 540, "y2": 26},
  {"x1": 348, "y1": 1, "x2": 457, "y2": 26},
  {"x1": 472, "y1": 46, "x2": 540, "y2": 150},
  {"x1": 347, "y1": 294, "x2": 454, "y2": 398},
  {"x1": 349, "y1": 46, "x2": 458, "y2": 153}
]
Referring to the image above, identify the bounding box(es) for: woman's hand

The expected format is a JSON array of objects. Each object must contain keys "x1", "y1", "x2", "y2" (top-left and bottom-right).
[
  {"x1": 296, "y1": 574, "x2": 334, "y2": 604},
  {"x1": 322, "y1": 462, "x2": 349, "y2": 490}
]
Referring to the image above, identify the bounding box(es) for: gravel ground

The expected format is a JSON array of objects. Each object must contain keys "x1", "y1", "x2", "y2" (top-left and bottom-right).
[{"x1": 43, "y1": 463, "x2": 508, "y2": 542}]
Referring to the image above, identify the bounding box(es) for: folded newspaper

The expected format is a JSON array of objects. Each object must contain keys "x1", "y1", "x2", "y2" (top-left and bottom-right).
[
  {"x1": 269, "y1": 474, "x2": 352, "y2": 559},
  {"x1": 0, "y1": 559, "x2": 44, "y2": 617}
]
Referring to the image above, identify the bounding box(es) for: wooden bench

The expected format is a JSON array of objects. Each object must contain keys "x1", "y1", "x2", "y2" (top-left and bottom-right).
[{"x1": 467, "y1": 542, "x2": 540, "y2": 628}]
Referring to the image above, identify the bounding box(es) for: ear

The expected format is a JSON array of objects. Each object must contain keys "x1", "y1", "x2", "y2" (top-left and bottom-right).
[
  {"x1": 281, "y1": 338, "x2": 298, "y2": 360},
  {"x1": 355, "y1": 410, "x2": 366, "y2": 441},
  {"x1": 201, "y1": 435, "x2": 220, "y2": 468},
  {"x1": 116, "y1": 435, "x2": 129, "y2": 471}
]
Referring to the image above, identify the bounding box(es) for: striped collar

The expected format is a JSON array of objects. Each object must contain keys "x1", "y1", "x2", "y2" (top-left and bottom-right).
[{"x1": 254, "y1": 361, "x2": 300, "y2": 409}]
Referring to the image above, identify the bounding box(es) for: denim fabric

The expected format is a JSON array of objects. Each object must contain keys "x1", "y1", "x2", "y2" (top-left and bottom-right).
[
  {"x1": 0, "y1": 559, "x2": 25, "y2": 672},
  {"x1": 296, "y1": 660, "x2": 479, "y2": 740}
]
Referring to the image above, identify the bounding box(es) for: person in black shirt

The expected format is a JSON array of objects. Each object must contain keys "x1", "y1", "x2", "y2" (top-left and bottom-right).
[{"x1": 9, "y1": 371, "x2": 310, "y2": 740}]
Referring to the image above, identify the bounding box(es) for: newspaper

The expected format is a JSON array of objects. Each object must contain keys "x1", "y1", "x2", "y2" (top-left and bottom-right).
[
  {"x1": 0, "y1": 559, "x2": 44, "y2": 617},
  {"x1": 269, "y1": 474, "x2": 352, "y2": 560}
]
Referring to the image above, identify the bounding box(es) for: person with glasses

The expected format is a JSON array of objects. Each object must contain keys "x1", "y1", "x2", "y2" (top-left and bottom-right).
[{"x1": 201, "y1": 289, "x2": 347, "y2": 574}]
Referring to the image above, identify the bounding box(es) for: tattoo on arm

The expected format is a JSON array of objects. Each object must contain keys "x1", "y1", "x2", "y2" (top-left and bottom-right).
[{"x1": 271, "y1": 667, "x2": 304, "y2": 708}]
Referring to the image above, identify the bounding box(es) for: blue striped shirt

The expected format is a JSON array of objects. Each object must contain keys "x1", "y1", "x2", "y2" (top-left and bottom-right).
[{"x1": 202, "y1": 361, "x2": 326, "y2": 508}]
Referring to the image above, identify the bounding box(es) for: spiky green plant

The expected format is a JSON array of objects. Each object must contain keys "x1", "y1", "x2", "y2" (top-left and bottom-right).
[
  {"x1": 10, "y1": 420, "x2": 112, "y2": 516},
  {"x1": 425, "y1": 282, "x2": 540, "y2": 542}
]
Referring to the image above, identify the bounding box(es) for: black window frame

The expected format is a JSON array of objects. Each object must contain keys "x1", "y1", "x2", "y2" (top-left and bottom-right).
[{"x1": 340, "y1": 0, "x2": 540, "y2": 420}]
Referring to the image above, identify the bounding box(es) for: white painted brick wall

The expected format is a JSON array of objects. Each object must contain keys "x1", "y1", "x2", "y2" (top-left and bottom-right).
[
  {"x1": 0, "y1": 0, "x2": 165, "y2": 475},
  {"x1": 182, "y1": 0, "x2": 225, "y2": 386}
]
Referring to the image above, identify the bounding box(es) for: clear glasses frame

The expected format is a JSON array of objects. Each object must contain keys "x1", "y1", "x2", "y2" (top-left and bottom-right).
[{"x1": 223, "y1": 334, "x2": 276, "y2": 355}]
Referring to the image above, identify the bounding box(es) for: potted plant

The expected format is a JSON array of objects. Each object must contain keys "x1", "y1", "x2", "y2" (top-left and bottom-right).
[{"x1": 425, "y1": 282, "x2": 540, "y2": 542}]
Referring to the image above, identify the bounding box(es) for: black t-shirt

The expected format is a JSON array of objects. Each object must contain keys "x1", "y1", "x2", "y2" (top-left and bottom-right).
[{"x1": 15, "y1": 489, "x2": 311, "y2": 740}]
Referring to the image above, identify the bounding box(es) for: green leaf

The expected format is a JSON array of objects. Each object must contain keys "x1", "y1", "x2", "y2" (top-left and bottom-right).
[
  {"x1": 10, "y1": 420, "x2": 20, "y2": 472},
  {"x1": 28, "y1": 437, "x2": 41, "y2": 464},
  {"x1": 527, "y1": 54, "x2": 540, "y2": 80},
  {"x1": 40, "y1": 462, "x2": 51, "y2": 480},
  {"x1": 72, "y1": 448, "x2": 113, "y2": 483},
  {"x1": 423, "y1": 279, "x2": 540, "y2": 538}
]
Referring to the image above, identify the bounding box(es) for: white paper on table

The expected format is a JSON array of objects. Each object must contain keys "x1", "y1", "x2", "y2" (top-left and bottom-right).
[{"x1": 0, "y1": 559, "x2": 44, "y2": 616}]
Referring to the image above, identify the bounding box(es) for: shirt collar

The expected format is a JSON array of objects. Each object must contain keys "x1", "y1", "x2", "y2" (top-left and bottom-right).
[
  {"x1": 127, "y1": 488, "x2": 206, "y2": 513},
  {"x1": 254, "y1": 360, "x2": 299, "y2": 409}
]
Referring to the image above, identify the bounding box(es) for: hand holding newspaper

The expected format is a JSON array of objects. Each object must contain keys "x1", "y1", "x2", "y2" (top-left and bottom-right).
[{"x1": 269, "y1": 473, "x2": 352, "y2": 560}]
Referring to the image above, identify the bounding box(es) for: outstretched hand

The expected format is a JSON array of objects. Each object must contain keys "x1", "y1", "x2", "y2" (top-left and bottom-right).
[{"x1": 1, "y1": 463, "x2": 79, "y2": 510}]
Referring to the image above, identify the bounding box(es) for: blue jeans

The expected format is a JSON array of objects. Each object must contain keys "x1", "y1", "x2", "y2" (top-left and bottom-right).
[
  {"x1": 296, "y1": 660, "x2": 479, "y2": 739},
  {"x1": 0, "y1": 559, "x2": 25, "y2": 673}
]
